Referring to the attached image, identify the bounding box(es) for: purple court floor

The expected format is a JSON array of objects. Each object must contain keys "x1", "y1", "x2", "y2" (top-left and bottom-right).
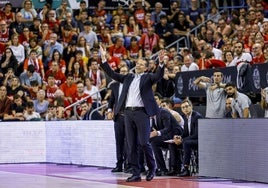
[{"x1": 0, "y1": 164, "x2": 267, "y2": 188}]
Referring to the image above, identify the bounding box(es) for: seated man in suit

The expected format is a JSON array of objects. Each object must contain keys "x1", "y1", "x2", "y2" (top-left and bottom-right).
[
  {"x1": 149, "y1": 107, "x2": 184, "y2": 176},
  {"x1": 171, "y1": 99, "x2": 203, "y2": 177}
]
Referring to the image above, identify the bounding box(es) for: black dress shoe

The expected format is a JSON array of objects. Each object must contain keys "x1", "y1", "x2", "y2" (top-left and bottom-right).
[
  {"x1": 126, "y1": 175, "x2": 141, "y2": 182},
  {"x1": 178, "y1": 168, "x2": 190, "y2": 177},
  {"x1": 155, "y1": 169, "x2": 167, "y2": 176},
  {"x1": 165, "y1": 169, "x2": 179, "y2": 176},
  {"x1": 146, "y1": 171, "x2": 155, "y2": 181},
  {"x1": 111, "y1": 167, "x2": 123, "y2": 173},
  {"x1": 124, "y1": 166, "x2": 132, "y2": 173}
]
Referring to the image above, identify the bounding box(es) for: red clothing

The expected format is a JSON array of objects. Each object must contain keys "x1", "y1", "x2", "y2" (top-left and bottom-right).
[
  {"x1": 128, "y1": 45, "x2": 140, "y2": 59},
  {"x1": 0, "y1": 29, "x2": 9, "y2": 43},
  {"x1": 139, "y1": 33, "x2": 159, "y2": 52},
  {"x1": 251, "y1": 54, "x2": 265, "y2": 65},
  {"x1": 108, "y1": 45, "x2": 127, "y2": 59},
  {"x1": 134, "y1": 8, "x2": 146, "y2": 25},
  {"x1": 45, "y1": 85, "x2": 58, "y2": 100},
  {"x1": 72, "y1": 93, "x2": 92, "y2": 115},
  {"x1": 24, "y1": 58, "x2": 44, "y2": 75},
  {"x1": 0, "y1": 97, "x2": 11, "y2": 119},
  {"x1": 94, "y1": 8, "x2": 106, "y2": 17},
  {"x1": 45, "y1": 70, "x2": 66, "y2": 86},
  {"x1": 48, "y1": 59, "x2": 66, "y2": 72},
  {"x1": 107, "y1": 56, "x2": 120, "y2": 70},
  {"x1": 59, "y1": 83, "x2": 77, "y2": 98}
]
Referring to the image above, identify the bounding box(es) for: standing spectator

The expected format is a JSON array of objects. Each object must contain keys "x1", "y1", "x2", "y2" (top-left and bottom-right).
[
  {"x1": 194, "y1": 69, "x2": 226, "y2": 118},
  {"x1": 225, "y1": 82, "x2": 252, "y2": 118},
  {"x1": 108, "y1": 66, "x2": 129, "y2": 173}
]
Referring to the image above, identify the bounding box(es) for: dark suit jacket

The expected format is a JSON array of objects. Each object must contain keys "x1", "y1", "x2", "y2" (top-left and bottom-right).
[
  {"x1": 181, "y1": 110, "x2": 203, "y2": 140},
  {"x1": 101, "y1": 62, "x2": 165, "y2": 116},
  {"x1": 108, "y1": 82, "x2": 120, "y2": 113},
  {"x1": 155, "y1": 108, "x2": 183, "y2": 140}
]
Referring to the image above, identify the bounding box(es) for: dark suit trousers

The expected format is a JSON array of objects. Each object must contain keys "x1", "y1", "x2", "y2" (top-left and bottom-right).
[
  {"x1": 114, "y1": 114, "x2": 126, "y2": 167},
  {"x1": 182, "y1": 138, "x2": 198, "y2": 166},
  {"x1": 150, "y1": 136, "x2": 168, "y2": 171},
  {"x1": 124, "y1": 109, "x2": 156, "y2": 176}
]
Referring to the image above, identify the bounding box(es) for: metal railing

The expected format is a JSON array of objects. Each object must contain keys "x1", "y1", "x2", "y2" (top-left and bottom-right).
[{"x1": 64, "y1": 87, "x2": 106, "y2": 118}]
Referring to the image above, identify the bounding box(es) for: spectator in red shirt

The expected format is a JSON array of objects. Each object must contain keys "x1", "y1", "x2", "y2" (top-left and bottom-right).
[
  {"x1": 59, "y1": 73, "x2": 77, "y2": 104},
  {"x1": 251, "y1": 43, "x2": 265, "y2": 64},
  {"x1": 45, "y1": 61, "x2": 66, "y2": 86}
]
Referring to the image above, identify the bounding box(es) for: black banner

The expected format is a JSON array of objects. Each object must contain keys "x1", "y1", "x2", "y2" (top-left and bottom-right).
[{"x1": 175, "y1": 63, "x2": 268, "y2": 98}]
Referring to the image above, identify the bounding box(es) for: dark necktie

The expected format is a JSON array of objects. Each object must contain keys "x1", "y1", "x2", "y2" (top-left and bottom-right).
[{"x1": 151, "y1": 117, "x2": 157, "y2": 130}]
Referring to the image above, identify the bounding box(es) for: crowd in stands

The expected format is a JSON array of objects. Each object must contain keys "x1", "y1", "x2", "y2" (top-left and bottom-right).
[{"x1": 0, "y1": 0, "x2": 268, "y2": 121}]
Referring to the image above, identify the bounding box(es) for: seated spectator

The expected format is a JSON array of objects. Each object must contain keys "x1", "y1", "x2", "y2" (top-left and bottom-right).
[
  {"x1": 23, "y1": 50, "x2": 45, "y2": 80},
  {"x1": 19, "y1": 27, "x2": 33, "y2": 48},
  {"x1": 86, "y1": 59, "x2": 106, "y2": 90},
  {"x1": 27, "y1": 37, "x2": 43, "y2": 60},
  {"x1": 78, "y1": 21, "x2": 98, "y2": 50},
  {"x1": 261, "y1": 87, "x2": 268, "y2": 118},
  {"x1": 78, "y1": 101, "x2": 104, "y2": 120},
  {"x1": 123, "y1": 15, "x2": 141, "y2": 48},
  {"x1": 48, "y1": 49, "x2": 66, "y2": 74},
  {"x1": 56, "y1": 0, "x2": 73, "y2": 22},
  {"x1": 24, "y1": 101, "x2": 41, "y2": 121},
  {"x1": 0, "y1": 85, "x2": 12, "y2": 120},
  {"x1": 20, "y1": 64, "x2": 42, "y2": 90},
  {"x1": 139, "y1": 27, "x2": 160, "y2": 53},
  {"x1": 224, "y1": 97, "x2": 234, "y2": 118},
  {"x1": 155, "y1": 68, "x2": 175, "y2": 98},
  {"x1": 149, "y1": 107, "x2": 183, "y2": 176},
  {"x1": 0, "y1": 48, "x2": 19, "y2": 76},
  {"x1": 43, "y1": 74, "x2": 58, "y2": 103},
  {"x1": 45, "y1": 103, "x2": 59, "y2": 121},
  {"x1": 0, "y1": 3, "x2": 15, "y2": 27},
  {"x1": 251, "y1": 42, "x2": 265, "y2": 64},
  {"x1": 68, "y1": 50, "x2": 88, "y2": 74},
  {"x1": 84, "y1": 77, "x2": 102, "y2": 107},
  {"x1": 9, "y1": 12, "x2": 26, "y2": 36},
  {"x1": 155, "y1": 15, "x2": 173, "y2": 45},
  {"x1": 108, "y1": 37, "x2": 128, "y2": 62},
  {"x1": 38, "y1": 3, "x2": 51, "y2": 22},
  {"x1": 223, "y1": 50, "x2": 234, "y2": 67},
  {"x1": 45, "y1": 61, "x2": 66, "y2": 86},
  {"x1": 59, "y1": 73, "x2": 77, "y2": 104},
  {"x1": 76, "y1": 36, "x2": 91, "y2": 59},
  {"x1": 181, "y1": 55, "x2": 199, "y2": 72},
  {"x1": 0, "y1": 20, "x2": 10, "y2": 44},
  {"x1": 8, "y1": 94, "x2": 26, "y2": 121},
  {"x1": 61, "y1": 24, "x2": 77, "y2": 48},
  {"x1": 9, "y1": 33, "x2": 25, "y2": 73},
  {"x1": 171, "y1": 99, "x2": 203, "y2": 177},
  {"x1": 33, "y1": 89, "x2": 49, "y2": 118},
  {"x1": 5, "y1": 74, "x2": 26, "y2": 100},
  {"x1": 20, "y1": 0, "x2": 37, "y2": 27}
]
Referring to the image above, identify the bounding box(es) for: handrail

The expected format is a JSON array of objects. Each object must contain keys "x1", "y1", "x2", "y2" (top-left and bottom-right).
[
  {"x1": 64, "y1": 87, "x2": 107, "y2": 111},
  {"x1": 89, "y1": 103, "x2": 108, "y2": 120}
]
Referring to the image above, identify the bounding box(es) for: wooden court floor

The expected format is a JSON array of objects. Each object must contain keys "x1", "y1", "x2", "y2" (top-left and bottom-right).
[{"x1": 0, "y1": 164, "x2": 267, "y2": 188}]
